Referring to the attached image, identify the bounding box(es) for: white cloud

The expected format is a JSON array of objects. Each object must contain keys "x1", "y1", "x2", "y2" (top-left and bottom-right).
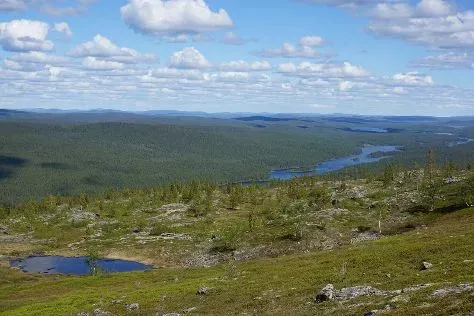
[
  {"x1": 416, "y1": 0, "x2": 453, "y2": 17},
  {"x1": 295, "y1": 0, "x2": 382, "y2": 7},
  {"x1": 368, "y1": 1, "x2": 474, "y2": 49},
  {"x1": 168, "y1": 47, "x2": 211, "y2": 69},
  {"x1": 300, "y1": 36, "x2": 323, "y2": 47},
  {"x1": 121, "y1": 0, "x2": 233, "y2": 36},
  {"x1": 278, "y1": 61, "x2": 368, "y2": 78},
  {"x1": 393, "y1": 71, "x2": 434, "y2": 85},
  {"x1": 8, "y1": 51, "x2": 69, "y2": 64},
  {"x1": 372, "y1": 3, "x2": 413, "y2": 19},
  {"x1": 70, "y1": 35, "x2": 156, "y2": 63},
  {"x1": 0, "y1": 0, "x2": 96, "y2": 15},
  {"x1": 220, "y1": 60, "x2": 271, "y2": 72},
  {"x1": 393, "y1": 86, "x2": 408, "y2": 94},
  {"x1": 258, "y1": 42, "x2": 320, "y2": 58},
  {"x1": 82, "y1": 57, "x2": 124, "y2": 71},
  {"x1": 0, "y1": 19, "x2": 53, "y2": 52},
  {"x1": 0, "y1": 0, "x2": 27, "y2": 11},
  {"x1": 339, "y1": 81, "x2": 353, "y2": 91},
  {"x1": 222, "y1": 32, "x2": 253, "y2": 45},
  {"x1": 52, "y1": 22, "x2": 72, "y2": 38},
  {"x1": 40, "y1": 0, "x2": 96, "y2": 16},
  {"x1": 411, "y1": 52, "x2": 474, "y2": 69}
]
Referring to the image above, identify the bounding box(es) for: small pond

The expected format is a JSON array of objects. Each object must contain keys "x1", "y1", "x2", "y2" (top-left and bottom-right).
[
  {"x1": 11, "y1": 256, "x2": 153, "y2": 275},
  {"x1": 270, "y1": 145, "x2": 401, "y2": 181}
]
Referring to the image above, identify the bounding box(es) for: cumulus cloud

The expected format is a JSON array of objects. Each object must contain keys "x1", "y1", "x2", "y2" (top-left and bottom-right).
[
  {"x1": 221, "y1": 32, "x2": 254, "y2": 45},
  {"x1": 278, "y1": 61, "x2": 368, "y2": 78},
  {"x1": 52, "y1": 22, "x2": 73, "y2": 38},
  {"x1": 70, "y1": 35, "x2": 156, "y2": 63},
  {"x1": 0, "y1": 19, "x2": 53, "y2": 52},
  {"x1": 168, "y1": 47, "x2": 211, "y2": 69},
  {"x1": 82, "y1": 57, "x2": 124, "y2": 71},
  {"x1": 0, "y1": 0, "x2": 96, "y2": 15},
  {"x1": 300, "y1": 0, "x2": 474, "y2": 49},
  {"x1": 0, "y1": 0, "x2": 27, "y2": 11},
  {"x1": 220, "y1": 60, "x2": 271, "y2": 72},
  {"x1": 368, "y1": 0, "x2": 474, "y2": 49},
  {"x1": 300, "y1": 36, "x2": 324, "y2": 47},
  {"x1": 339, "y1": 80, "x2": 353, "y2": 91},
  {"x1": 411, "y1": 52, "x2": 474, "y2": 69},
  {"x1": 257, "y1": 42, "x2": 321, "y2": 59},
  {"x1": 8, "y1": 51, "x2": 69, "y2": 64},
  {"x1": 393, "y1": 71, "x2": 434, "y2": 85},
  {"x1": 121, "y1": 0, "x2": 233, "y2": 36},
  {"x1": 40, "y1": 0, "x2": 97, "y2": 16},
  {"x1": 295, "y1": 0, "x2": 386, "y2": 9}
]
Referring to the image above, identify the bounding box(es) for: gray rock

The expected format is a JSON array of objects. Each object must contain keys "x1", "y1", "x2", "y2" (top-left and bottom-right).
[
  {"x1": 432, "y1": 283, "x2": 473, "y2": 297},
  {"x1": 336, "y1": 286, "x2": 386, "y2": 300},
  {"x1": 421, "y1": 261, "x2": 433, "y2": 270},
  {"x1": 183, "y1": 307, "x2": 197, "y2": 313},
  {"x1": 93, "y1": 309, "x2": 111, "y2": 316},
  {"x1": 196, "y1": 287, "x2": 210, "y2": 295},
  {"x1": 315, "y1": 284, "x2": 335, "y2": 302},
  {"x1": 315, "y1": 284, "x2": 387, "y2": 303},
  {"x1": 77, "y1": 313, "x2": 89, "y2": 316},
  {"x1": 126, "y1": 303, "x2": 140, "y2": 311}
]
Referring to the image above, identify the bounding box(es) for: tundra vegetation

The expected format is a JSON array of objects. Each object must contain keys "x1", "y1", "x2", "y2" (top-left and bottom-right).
[{"x1": 1, "y1": 161, "x2": 473, "y2": 315}]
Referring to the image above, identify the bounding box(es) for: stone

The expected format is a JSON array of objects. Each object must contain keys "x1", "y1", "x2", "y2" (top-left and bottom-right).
[
  {"x1": 196, "y1": 287, "x2": 210, "y2": 295},
  {"x1": 315, "y1": 284, "x2": 335, "y2": 302},
  {"x1": 183, "y1": 307, "x2": 197, "y2": 313},
  {"x1": 77, "y1": 313, "x2": 89, "y2": 316},
  {"x1": 92, "y1": 309, "x2": 111, "y2": 316},
  {"x1": 336, "y1": 286, "x2": 386, "y2": 300},
  {"x1": 126, "y1": 303, "x2": 140, "y2": 311},
  {"x1": 432, "y1": 283, "x2": 473, "y2": 297},
  {"x1": 421, "y1": 261, "x2": 433, "y2": 270}
]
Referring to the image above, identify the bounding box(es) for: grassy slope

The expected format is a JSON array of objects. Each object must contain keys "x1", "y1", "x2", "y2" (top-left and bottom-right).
[{"x1": 1, "y1": 207, "x2": 473, "y2": 316}]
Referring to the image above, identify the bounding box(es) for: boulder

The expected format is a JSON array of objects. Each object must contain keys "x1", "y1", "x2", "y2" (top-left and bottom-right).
[{"x1": 315, "y1": 284, "x2": 335, "y2": 302}]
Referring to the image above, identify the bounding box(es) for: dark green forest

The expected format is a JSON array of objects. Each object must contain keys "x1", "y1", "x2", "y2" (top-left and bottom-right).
[{"x1": 1, "y1": 112, "x2": 473, "y2": 204}]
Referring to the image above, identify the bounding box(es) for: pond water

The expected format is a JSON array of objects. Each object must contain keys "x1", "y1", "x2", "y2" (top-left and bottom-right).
[
  {"x1": 270, "y1": 145, "x2": 400, "y2": 181},
  {"x1": 11, "y1": 256, "x2": 153, "y2": 275}
]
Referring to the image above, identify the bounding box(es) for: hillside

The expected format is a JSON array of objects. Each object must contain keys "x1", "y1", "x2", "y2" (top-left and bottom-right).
[
  {"x1": 1, "y1": 167, "x2": 473, "y2": 315},
  {"x1": 1, "y1": 113, "x2": 473, "y2": 204}
]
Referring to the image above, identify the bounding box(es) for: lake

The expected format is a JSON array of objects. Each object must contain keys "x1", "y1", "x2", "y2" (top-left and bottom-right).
[
  {"x1": 11, "y1": 256, "x2": 153, "y2": 275},
  {"x1": 270, "y1": 145, "x2": 400, "y2": 180}
]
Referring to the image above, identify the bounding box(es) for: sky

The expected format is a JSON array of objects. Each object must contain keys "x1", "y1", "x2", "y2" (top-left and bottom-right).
[{"x1": 1, "y1": 0, "x2": 474, "y2": 116}]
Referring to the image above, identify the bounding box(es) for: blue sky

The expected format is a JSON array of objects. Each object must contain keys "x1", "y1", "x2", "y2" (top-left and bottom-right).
[{"x1": 1, "y1": 0, "x2": 474, "y2": 116}]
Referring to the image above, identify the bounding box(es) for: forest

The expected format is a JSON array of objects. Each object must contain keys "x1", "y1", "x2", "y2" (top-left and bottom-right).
[{"x1": 1, "y1": 111, "x2": 473, "y2": 204}]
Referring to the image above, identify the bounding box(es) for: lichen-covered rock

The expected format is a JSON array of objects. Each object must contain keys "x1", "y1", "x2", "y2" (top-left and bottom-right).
[
  {"x1": 126, "y1": 303, "x2": 140, "y2": 311},
  {"x1": 315, "y1": 284, "x2": 335, "y2": 302},
  {"x1": 196, "y1": 287, "x2": 210, "y2": 295},
  {"x1": 336, "y1": 286, "x2": 386, "y2": 300},
  {"x1": 432, "y1": 283, "x2": 473, "y2": 297},
  {"x1": 421, "y1": 261, "x2": 433, "y2": 270}
]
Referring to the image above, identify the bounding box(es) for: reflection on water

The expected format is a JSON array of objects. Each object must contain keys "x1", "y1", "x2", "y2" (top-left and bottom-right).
[
  {"x1": 270, "y1": 145, "x2": 401, "y2": 180},
  {"x1": 11, "y1": 256, "x2": 153, "y2": 275}
]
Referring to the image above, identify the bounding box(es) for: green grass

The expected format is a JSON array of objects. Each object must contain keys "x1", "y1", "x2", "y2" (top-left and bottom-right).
[{"x1": 1, "y1": 208, "x2": 473, "y2": 315}]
